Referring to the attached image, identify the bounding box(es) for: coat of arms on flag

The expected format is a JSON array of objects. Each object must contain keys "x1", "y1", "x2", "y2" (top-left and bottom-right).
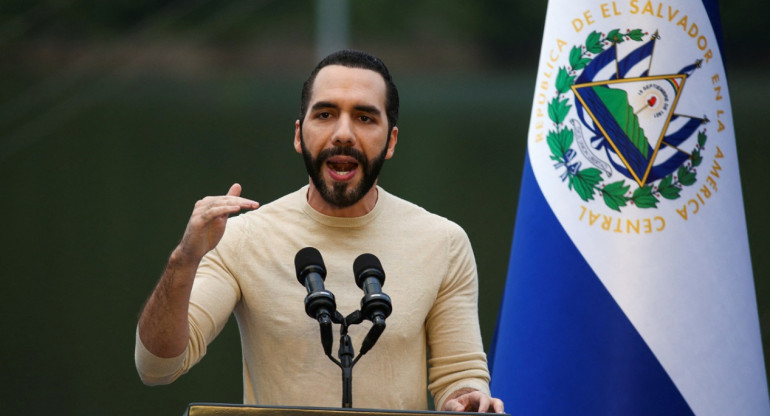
[{"x1": 545, "y1": 26, "x2": 713, "y2": 213}]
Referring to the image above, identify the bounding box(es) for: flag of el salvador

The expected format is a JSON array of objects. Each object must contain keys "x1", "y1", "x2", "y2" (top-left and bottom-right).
[{"x1": 489, "y1": 1, "x2": 770, "y2": 415}]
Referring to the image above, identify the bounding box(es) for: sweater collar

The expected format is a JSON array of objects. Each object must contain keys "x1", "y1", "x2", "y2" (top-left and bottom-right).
[{"x1": 299, "y1": 185, "x2": 387, "y2": 228}]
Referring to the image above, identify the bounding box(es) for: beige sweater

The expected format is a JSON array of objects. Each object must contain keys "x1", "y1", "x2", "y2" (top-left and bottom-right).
[{"x1": 135, "y1": 186, "x2": 491, "y2": 410}]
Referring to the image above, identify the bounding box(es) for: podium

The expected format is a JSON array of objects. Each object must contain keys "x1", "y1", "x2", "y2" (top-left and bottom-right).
[{"x1": 184, "y1": 404, "x2": 506, "y2": 416}]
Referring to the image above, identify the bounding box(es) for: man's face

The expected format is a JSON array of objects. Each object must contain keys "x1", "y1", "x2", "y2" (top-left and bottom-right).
[{"x1": 294, "y1": 65, "x2": 398, "y2": 209}]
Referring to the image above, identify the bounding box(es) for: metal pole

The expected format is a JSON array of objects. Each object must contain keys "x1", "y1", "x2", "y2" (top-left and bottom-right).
[{"x1": 315, "y1": 0, "x2": 350, "y2": 61}]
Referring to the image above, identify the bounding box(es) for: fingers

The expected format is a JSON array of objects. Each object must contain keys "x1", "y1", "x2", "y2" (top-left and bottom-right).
[
  {"x1": 470, "y1": 394, "x2": 491, "y2": 413},
  {"x1": 226, "y1": 183, "x2": 259, "y2": 210},
  {"x1": 444, "y1": 395, "x2": 476, "y2": 412},
  {"x1": 199, "y1": 204, "x2": 244, "y2": 222},
  {"x1": 477, "y1": 395, "x2": 491, "y2": 413},
  {"x1": 446, "y1": 403, "x2": 462, "y2": 412},
  {"x1": 178, "y1": 184, "x2": 260, "y2": 261},
  {"x1": 195, "y1": 184, "x2": 259, "y2": 214},
  {"x1": 443, "y1": 392, "x2": 505, "y2": 414},
  {"x1": 476, "y1": 396, "x2": 504, "y2": 413},
  {"x1": 195, "y1": 196, "x2": 258, "y2": 217},
  {"x1": 491, "y1": 398, "x2": 504, "y2": 413},
  {"x1": 443, "y1": 398, "x2": 461, "y2": 412},
  {"x1": 227, "y1": 183, "x2": 242, "y2": 197}
]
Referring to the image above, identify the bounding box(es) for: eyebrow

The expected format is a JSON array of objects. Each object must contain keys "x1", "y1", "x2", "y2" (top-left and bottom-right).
[{"x1": 310, "y1": 101, "x2": 382, "y2": 116}]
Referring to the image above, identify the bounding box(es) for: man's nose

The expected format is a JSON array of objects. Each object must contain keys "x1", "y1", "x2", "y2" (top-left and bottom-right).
[{"x1": 331, "y1": 114, "x2": 355, "y2": 147}]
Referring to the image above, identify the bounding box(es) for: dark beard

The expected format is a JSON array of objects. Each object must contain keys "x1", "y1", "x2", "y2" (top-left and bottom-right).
[{"x1": 300, "y1": 135, "x2": 388, "y2": 208}]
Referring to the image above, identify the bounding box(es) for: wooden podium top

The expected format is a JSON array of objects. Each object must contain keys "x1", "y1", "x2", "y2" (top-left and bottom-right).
[{"x1": 184, "y1": 403, "x2": 506, "y2": 416}]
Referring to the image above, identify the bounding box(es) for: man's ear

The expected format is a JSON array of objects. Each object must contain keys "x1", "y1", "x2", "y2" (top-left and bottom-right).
[
  {"x1": 385, "y1": 126, "x2": 398, "y2": 159},
  {"x1": 294, "y1": 120, "x2": 302, "y2": 154}
]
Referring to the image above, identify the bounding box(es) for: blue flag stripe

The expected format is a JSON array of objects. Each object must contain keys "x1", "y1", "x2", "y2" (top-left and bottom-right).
[{"x1": 490, "y1": 155, "x2": 694, "y2": 415}]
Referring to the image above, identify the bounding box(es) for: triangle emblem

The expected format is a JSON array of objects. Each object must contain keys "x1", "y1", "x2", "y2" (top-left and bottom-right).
[{"x1": 571, "y1": 74, "x2": 687, "y2": 187}]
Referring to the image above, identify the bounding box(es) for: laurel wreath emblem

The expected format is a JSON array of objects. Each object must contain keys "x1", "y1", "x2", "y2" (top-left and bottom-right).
[{"x1": 547, "y1": 28, "x2": 707, "y2": 212}]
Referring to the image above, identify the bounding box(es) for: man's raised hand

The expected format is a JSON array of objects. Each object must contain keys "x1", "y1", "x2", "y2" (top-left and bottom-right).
[{"x1": 178, "y1": 183, "x2": 259, "y2": 263}]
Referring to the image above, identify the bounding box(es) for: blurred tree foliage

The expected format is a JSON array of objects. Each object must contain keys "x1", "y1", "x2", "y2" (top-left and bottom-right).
[{"x1": 0, "y1": 0, "x2": 766, "y2": 67}]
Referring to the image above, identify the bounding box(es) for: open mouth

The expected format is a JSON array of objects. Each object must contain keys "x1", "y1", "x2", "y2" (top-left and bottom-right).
[
  {"x1": 326, "y1": 158, "x2": 359, "y2": 180},
  {"x1": 328, "y1": 161, "x2": 357, "y2": 174}
]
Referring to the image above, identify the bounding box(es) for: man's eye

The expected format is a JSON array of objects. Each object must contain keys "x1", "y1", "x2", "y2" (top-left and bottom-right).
[
  {"x1": 360, "y1": 115, "x2": 371, "y2": 122},
  {"x1": 318, "y1": 112, "x2": 331, "y2": 119}
]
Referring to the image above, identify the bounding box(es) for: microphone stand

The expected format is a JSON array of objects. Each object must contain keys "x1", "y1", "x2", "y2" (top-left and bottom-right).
[
  {"x1": 320, "y1": 310, "x2": 385, "y2": 408},
  {"x1": 339, "y1": 322, "x2": 354, "y2": 408},
  {"x1": 296, "y1": 249, "x2": 391, "y2": 408}
]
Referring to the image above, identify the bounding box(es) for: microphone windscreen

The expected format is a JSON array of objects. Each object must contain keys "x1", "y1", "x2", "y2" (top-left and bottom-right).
[
  {"x1": 295, "y1": 247, "x2": 325, "y2": 277},
  {"x1": 353, "y1": 253, "x2": 385, "y2": 287}
]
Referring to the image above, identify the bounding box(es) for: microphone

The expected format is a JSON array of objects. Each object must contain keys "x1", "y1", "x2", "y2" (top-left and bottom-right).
[
  {"x1": 295, "y1": 247, "x2": 336, "y2": 355},
  {"x1": 353, "y1": 253, "x2": 393, "y2": 322},
  {"x1": 353, "y1": 254, "x2": 392, "y2": 355}
]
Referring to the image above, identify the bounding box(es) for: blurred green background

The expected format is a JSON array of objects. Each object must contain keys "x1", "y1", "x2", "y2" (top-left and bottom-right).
[{"x1": 0, "y1": 1, "x2": 767, "y2": 414}]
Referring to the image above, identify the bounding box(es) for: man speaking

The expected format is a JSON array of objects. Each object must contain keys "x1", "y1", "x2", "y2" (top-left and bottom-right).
[{"x1": 135, "y1": 50, "x2": 503, "y2": 413}]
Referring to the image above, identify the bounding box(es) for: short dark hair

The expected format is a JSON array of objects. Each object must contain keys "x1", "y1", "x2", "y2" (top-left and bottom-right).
[{"x1": 299, "y1": 50, "x2": 399, "y2": 132}]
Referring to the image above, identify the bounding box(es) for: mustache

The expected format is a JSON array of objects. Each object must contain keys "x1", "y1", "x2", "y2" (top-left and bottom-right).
[{"x1": 316, "y1": 146, "x2": 368, "y2": 167}]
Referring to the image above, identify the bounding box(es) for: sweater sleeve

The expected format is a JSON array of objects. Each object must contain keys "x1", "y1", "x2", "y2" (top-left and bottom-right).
[
  {"x1": 135, "y1": 243, "x2": 241, "y2": 385},
  {"x1": 425, "y1": 222, "x2": 491, "y2": 410}
]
